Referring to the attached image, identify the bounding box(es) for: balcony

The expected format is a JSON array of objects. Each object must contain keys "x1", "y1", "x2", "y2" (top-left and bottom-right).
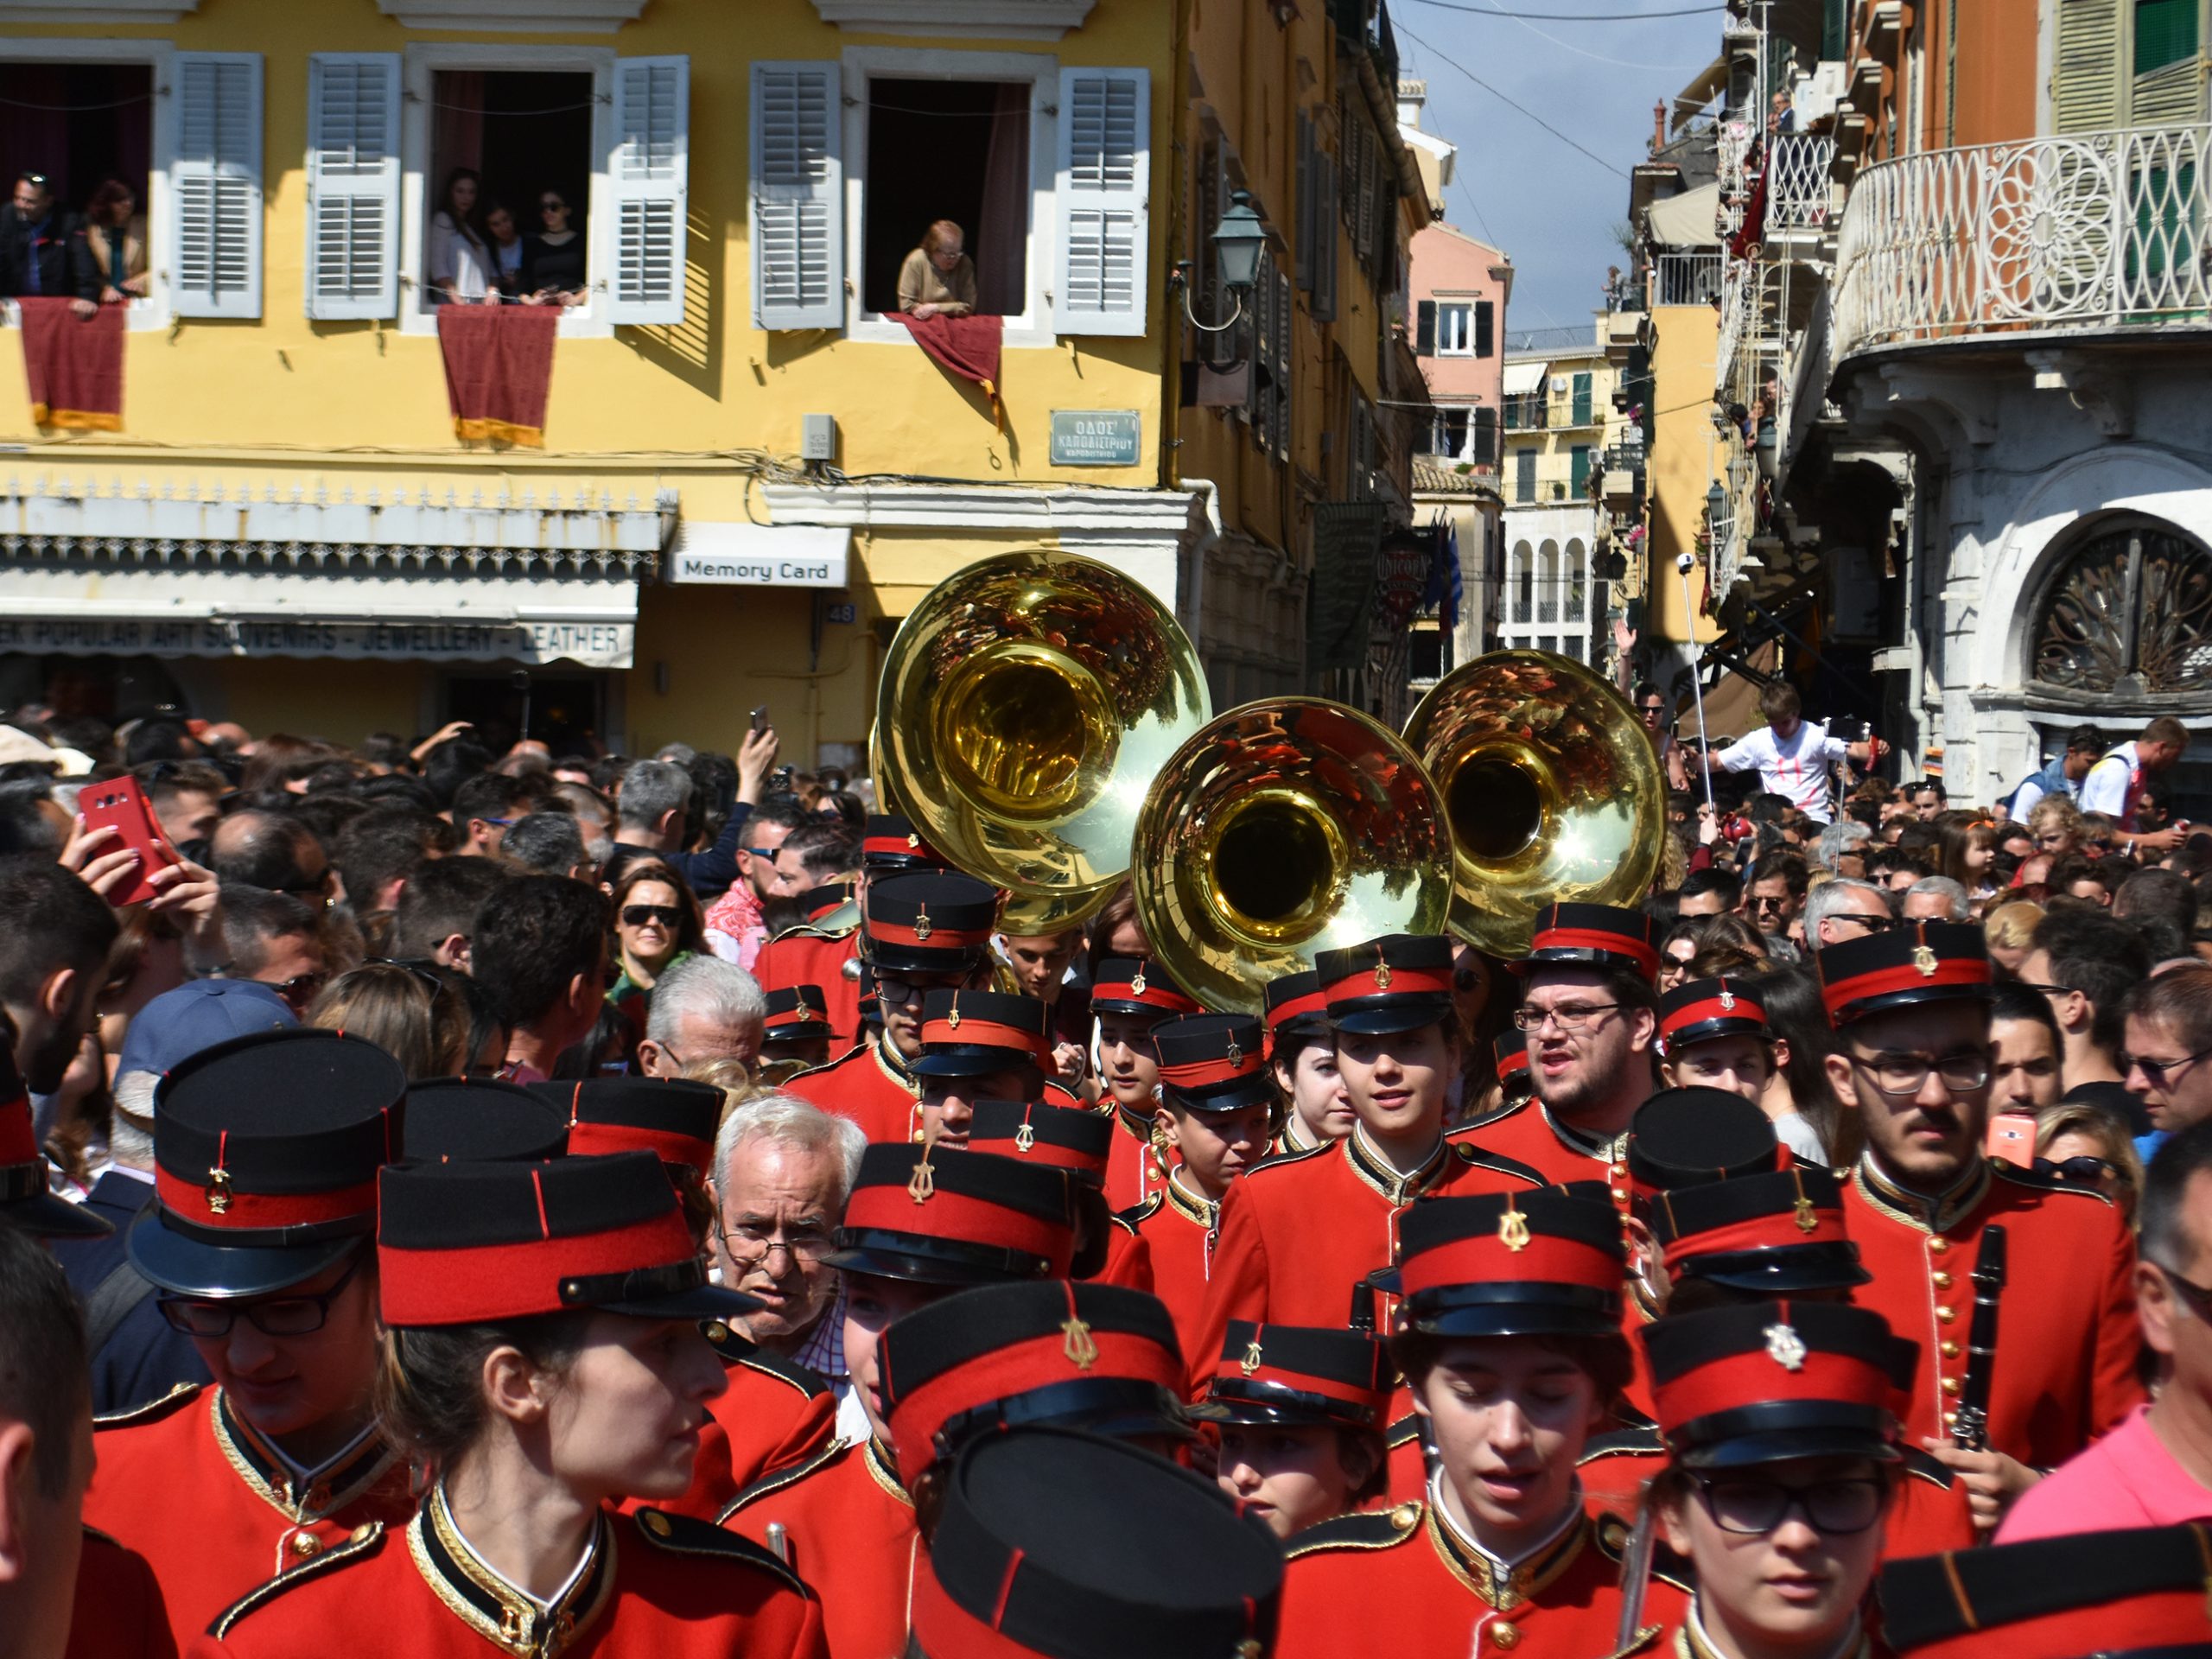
[
  {"x1": 1834, "y1": 123, "x2": 2212, "y2": 360},
  {"x1": 1764, "y1": 133, "x2": 1838, "y2": 240}
]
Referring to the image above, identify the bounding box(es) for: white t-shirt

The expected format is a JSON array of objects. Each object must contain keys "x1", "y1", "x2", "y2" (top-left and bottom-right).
[
  {"x1": 1715, "y1": 720, "x2": 1851, "y2": 821},
  {"x1": 2078, "y1": 743, "x2": 2139, "y2": 819}
]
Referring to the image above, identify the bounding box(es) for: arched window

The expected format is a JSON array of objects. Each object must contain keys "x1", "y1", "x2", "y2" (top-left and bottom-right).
[
  {"x1": 2032, "y1": 517, "x2": 2212, "y2": 699},
  {"x1": 1512, "y1": 540, "x2": 1534, "y2": 624},
  {"x1": 1565, "y1": 537, "x2": 1587, "y2": 620},
  {"x1": 1538, "y1": 540, "x2": 1560, "y2": 624}
]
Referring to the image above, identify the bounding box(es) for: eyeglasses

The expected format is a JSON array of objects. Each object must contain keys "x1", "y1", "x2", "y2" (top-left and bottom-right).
[
  {"x1": 717, "y1": 1220, "x2": 836, "y2": 1264},
  {"x1": 872, "y1": 974, "x2": 969, "y2": 1007},
  {"x1": 1513, "y1": 1001, "x2": 1621, "y2": 1032},
  {"x1": 540, "y1": 200, "x2": 567, "y2": 212},
  {"x1": 1846, "y1": 1050, "x2": 1992, "y2": 1096},
  {"x1": 2039, "y1": 1154, "x2": 2120, "y2": 1185},
  {"x1": 366, "y1": 957, "x2": 447, "y2": 996},
  {"x1": 159, "y1": 1253, "x2": 364, "y2": 1338},
  {"x1": 2126, "y1": 1045, "x2": 2212, "y2": 1090},
  {"x1": 1827, "y1": 911, "x2": 1898, "y2": 934},
  {"x1": 270, "y1": 970, "x2": 329, "y2": 1014},
  {"x1": 621, "y1": 905, "x2": 684, "y2": 928},
  {"x1": 1693, "y1": 1474, "x2": 1885, "y2": 1535},
  {"x1": 2153, "y1": 1258, "x2": 2212, "y2": 1322},
  {"x1": 1747, "y1": 893, "x2": 1792, "y2": 914}
]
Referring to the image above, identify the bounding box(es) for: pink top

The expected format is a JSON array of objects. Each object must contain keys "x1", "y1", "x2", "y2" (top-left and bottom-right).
[{"x1": 1996, "y1": 1404, "x2": 2212, "y2": 1542}]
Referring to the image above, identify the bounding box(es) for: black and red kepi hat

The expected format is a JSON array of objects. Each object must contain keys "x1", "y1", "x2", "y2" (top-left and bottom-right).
[
  {"x1": 1625, "y1": 1086, "x2": 1783, "y2": 1200},
  {"x1": 1641, "y1": 1300, "x2": 1913, "y2": 1468},
  {"x1": 825, "y1": 1141, "x2": 1084, "y2": 1286},
  {"x1": 1514, "y1": 901, "x2": 1661, "y2": 981},
  {"x1": 377, "y1": 1150, "x2": 757, "y2": 1328},
  {"x1": 863, "y1": 813, "x2": 953, "y2": 874},
  {"x1": 1152, "y1": 1012, "x2": 1273, "y2": 1113},
  {"x1": 762, "y1": 984, "x2": 835, "y2": 1044},
  {"x1": 865, "y1": 872, "x2": 997, "y2": 973},
  {"x1": 1089, "y1": 957, "x2": 1202, "y2": 1022},
  {"x1": 910, "y1": 989, "x2": 1054, "y2": 1079},
  {"x1": 912, "y1": 1427, "x2": 1282, "y2": 1659},
  {"x1": 1315, "y1": 933, "x2": 1455, "y2": 1035},
  {"x1": 1648, "y1": 1163, "x2": 1869, "y2": 1291},
  {"x1": 1392, "y1": 1184, "x2": 1625, "y2": 1338},
  {"x1": 1493, "y1": 1028, "x2": 1530, "y2": 1088},
  {"x1": 531, "y1": 1077, "x2": 723, "y2": 1182},
  {"x1": 129, "y1": 1027, "x2": 405, "y2": 1299},
  {"x1": 1879, "y1": 1522, "x2": 2212, "y2": 1659},
  {"x1": 1263, "y1": 968, "x2": 1330, "y2": 1050},
  {"x1": 1191, "y1": 1321, "x2": 1395, "y2": 1431},
  {"x1": 1815, "y1": 919, "x2": 1993, "y2": 1029},
  {"x1": 1656, "y1": 976, "x2": 1768, "y2": 1055},
  {"x1": 968, "y1": 1100, "x2": 1114, "y2": 1187},
  {"x1": 877, "y1": 1281, "x2": 1190, "y2": 1488},
  {"x1": 400, "y1": 1078, "x2": 569, "y2": 1164},
  {"x1": 0, "y1": 1041, "x2": 108, "y2": 1239}
]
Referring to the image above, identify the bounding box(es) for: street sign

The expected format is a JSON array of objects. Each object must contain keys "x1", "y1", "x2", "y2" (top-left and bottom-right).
[{"x1": 1049, "y1": 410, "x2": 1141, "y2": 467}]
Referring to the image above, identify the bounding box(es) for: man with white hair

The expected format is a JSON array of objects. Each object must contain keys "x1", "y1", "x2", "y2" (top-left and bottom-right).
[
  {"x1": 1904, "y1": 874, "x2": 1973, "y2": 922},
  {"x1": 668, "y1": 1094, "x2": 868, "y2": 1516},
  {"x1": 1800, "y1": 874, "x2": 1897, "y2": 949},
  {"x1": 635, "y1": 952, "x2": 766, "y2": 1078}
]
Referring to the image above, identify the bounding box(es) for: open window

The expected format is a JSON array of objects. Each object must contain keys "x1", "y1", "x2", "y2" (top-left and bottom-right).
[
  {"x1": 423, "y1": 69, "x2": 594, "y2": 312},
  {"x1": 860, "y1": 78, "x2": 1030, "y2": 317},
  {"x1": 0, "y1": 60, "x2": 155, "y2": 302}
]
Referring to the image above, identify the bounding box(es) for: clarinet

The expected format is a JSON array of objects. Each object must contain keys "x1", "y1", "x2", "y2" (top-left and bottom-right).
[{"x1": 1951, "y1": 1224, "x2": 2006, "y2": 1452}]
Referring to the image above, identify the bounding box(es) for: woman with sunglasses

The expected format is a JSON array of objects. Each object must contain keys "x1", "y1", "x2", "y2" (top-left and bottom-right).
[
  {"x1": 524, "y1": 188, "x2": 587, "y2": 306},
  {"x1": 607, "y1": 861, "x2": 706, "y2": 1042},
  {"x1": 1641, "y1": 1301, "x2": 1916, "y2": 1659},
  {"x1": 2035, "y1": 1101, "x2": 2144, "y2": 1223},
  {"x1": 194, "y1": 1150, "x2": 825, "y2": 1657},
  {"x1": 82, "y1": 1030, "x2": 416, "y2": 1651}
]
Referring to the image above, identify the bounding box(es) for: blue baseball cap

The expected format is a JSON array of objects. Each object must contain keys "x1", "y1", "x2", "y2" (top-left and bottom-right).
[{"x1": 117, "y1": 980, "x2": 296, "y2": 1084}]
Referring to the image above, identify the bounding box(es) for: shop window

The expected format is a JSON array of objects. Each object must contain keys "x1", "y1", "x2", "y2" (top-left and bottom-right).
[{"x1": 860, "y1": 78, "x2": 1031, "y2": 318}]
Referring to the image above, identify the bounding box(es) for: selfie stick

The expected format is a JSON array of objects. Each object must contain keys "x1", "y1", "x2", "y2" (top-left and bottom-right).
[{"x1": 1677, "y1": 554, "x2": 1716, "y2": 815}]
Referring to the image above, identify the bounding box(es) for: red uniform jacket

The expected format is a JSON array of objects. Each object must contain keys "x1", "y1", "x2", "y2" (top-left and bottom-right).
[
  {"x1": 641, "y1": 1328, "x2": 836, "y2": 1523},
  {"x1": 1840, "y1": 1156, "x2": 2142, "y2": 1465},
  {"x1": 753, "y1": 926, "x2": 865, "y2": 1050},
  {"x1": 1094, "y1": 1217, "x2": 1155, "y2": 1293},
  {"x1": 720, "y1": 1438, "x2": 917, "y2": 1659},
  {"x1": 787, "y1": 1038, "x2": 1080, "y2": 1146},
  {"x1": 1656, "y1": 1607, "x2": 1891, "y2": 1659},
  {"x1": 1275, "y1": 1501, "x2": 1688, "y2": 1659},
  {"x1": 1456, "y1": 1097, "x2": 1637, "y2": 1198},
  {"x1": 70, "y1": 1528, "x2": 176, "y2": 1659},
  {"x1": 1116, "y1": 1173, "x2": 1218, "y2": 1354},
  {"x1": 84, "y1": 1383, "x2": 415, "y2": 1650},
  {"x1": 1103, "y1": 1106, "x2": 1165, "y2": 1212},
  {"x1": 1185, "y1": 1130, "x2": 1543, "y2": 1389},
  {"x1": 188, "y1": 1490, "x2": 824, "y2": 1659}
]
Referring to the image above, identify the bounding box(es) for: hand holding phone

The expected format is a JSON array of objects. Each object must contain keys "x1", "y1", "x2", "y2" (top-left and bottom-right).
[{"x1": 76, "y1": 777, "x2": 179, "y2": 907}]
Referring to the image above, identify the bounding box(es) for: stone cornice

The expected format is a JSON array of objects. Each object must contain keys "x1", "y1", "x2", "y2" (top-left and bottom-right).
[
  {"x1": 375, "y1": 0, "x2": 648, "y2": 33},
  {"x1": 808, "y1": 0, "x2": 1096, "y2": 41}
]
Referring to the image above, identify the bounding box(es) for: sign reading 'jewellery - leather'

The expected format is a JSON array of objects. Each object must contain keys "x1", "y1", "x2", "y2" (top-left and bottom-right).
[{"x1": 0, "y1": 614, "x2": 637, "y2": 668}]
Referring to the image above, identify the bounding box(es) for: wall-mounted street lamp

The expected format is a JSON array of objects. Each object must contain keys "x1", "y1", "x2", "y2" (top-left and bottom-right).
[{"x1": 1173, "y1": 188, "x2": 1269, "y2": 338}]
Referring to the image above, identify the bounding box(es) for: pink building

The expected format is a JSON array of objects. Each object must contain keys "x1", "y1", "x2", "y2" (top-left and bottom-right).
[{"x1": 1410, "y1": 221, "x2": 1511, "y2": 470}]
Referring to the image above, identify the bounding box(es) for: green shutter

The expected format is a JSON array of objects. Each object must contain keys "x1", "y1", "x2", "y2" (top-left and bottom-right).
[
  {"x1": 1571, "y1": 445, "x2": 1592, "y2": 496},
  {"x1": 2055, "y1": 0, "x2": 2126, "y2": 133},
  {"x1": 2133, "y1": 56, "x2": 2204, "y2": 122},
  {"x1": 2135, "y1": 0, "x2": 2196, "y2": 73},
  {"x1": 1571, "y1": 372, "x2": 1592, "y2": 426}
]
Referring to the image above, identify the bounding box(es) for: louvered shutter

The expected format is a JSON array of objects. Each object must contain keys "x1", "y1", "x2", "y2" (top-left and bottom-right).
[
  {"x1": 1474, "y1": 298, "x2": 1493, "y2": 357},
  {"x1": 751, "y1": 61, "x2": 842, "y2": 332},
  {"x1": 1295, "y1": 113, "x2": 1314, "y2": 292},
  {"x1": 2053, "y1": 0, "x2": 2124, "y2": 132},
  {"x1": 1415, "y1": 298, "x2": 1436, "y2": 355},
  {"x1": 1272, "y1": 260, "x2": 1292, "y2": 461},
  {"x1": 1056, "y1": 67, "x2": 1150, "y2": 337},
  {"x1": 172, "y1": 53, "x2": 262, "y2": 319},
  {"x1": 303, "y1": 54, "x2": 398, "y2": 321},
  {"x1": 1311, "y1": 147, "x2": 1338, "y2": 322},
  {"x1": 609, "y1": 55, "x2": 689, "y2": 326}
]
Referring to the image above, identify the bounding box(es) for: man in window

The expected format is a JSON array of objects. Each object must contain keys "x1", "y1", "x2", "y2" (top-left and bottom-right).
[{"x1": 0, "y1": 173, "x2": 97, "y2": 313}]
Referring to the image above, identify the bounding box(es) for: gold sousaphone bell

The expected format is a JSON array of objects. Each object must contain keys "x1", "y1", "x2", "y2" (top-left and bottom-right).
[
  {"x1": 874, "y1": 550, "x2": 1214, "y2": 921},
  {"x1": 1403, "y1": 649, "x2": 1665, "y2": 960}
]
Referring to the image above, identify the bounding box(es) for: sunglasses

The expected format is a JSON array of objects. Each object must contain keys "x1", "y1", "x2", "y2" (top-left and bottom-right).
[
  {"x1": 2039, "y1": 1154, "x2": 2120, "y2": 1185},
  {"x1": 541, "y1": 200, "x2": 567, "y2": 212},
  {"x1": 621, "y1": 904, "x2": 683, "y2": 928},
  {"x1": 271, "y1": 970, "x2": 328, "y2": 1013}
]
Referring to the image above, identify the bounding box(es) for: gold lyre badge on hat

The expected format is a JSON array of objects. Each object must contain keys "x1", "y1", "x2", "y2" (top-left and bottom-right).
[
  {"x1": 1062, "y1": 1316, "x2": 1099, "y2": 1370},
  {"x1": 1130, "y1": 965, "x2": 1147, "y2": 995},
  {"x1": 1014, "y1": 1105, "x2": 1036, "y2": 1154},
  {"x1": 1718, "y1": 985, "x2": 1737, "y2": 1012},
  {"x1": 1373, "y1": 944, "x2": 1394, "y2": 993},
  {"x1": 1224, "y1": 1030, "x2": 1243, "y2": 1068},
  {"x1": 1764, "y1": 1321, "x2": 1808, "y2": 1371},
  {"x1": 206, "y1": 1165, "x2": 233, "y2": 1216},
  {"x1": 946, "y1": 991, "x2": 961, "y2": 1031},
  {"x1": 912, "y1": 903, "x2": 933, "y2": 943},
  {"x1": 1790, "y1": 1167, "x2": 1818, "y2": 1236},
  {"x1": 1499, "y1": 1198, "x2": 1531, "y2": 1253},
  {"x1": 1240, "y1": 1336, "x2": 1264, "y2": 1376},
  {"x1": 907, "y1": 1150, "x2": 936, "y2": 1204}
]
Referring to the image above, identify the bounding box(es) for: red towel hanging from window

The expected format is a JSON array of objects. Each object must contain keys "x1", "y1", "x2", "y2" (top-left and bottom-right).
[
  {"x1": 18, "y1": 297, "x2": 124, "y2": 430},
  {"x1": 893, "y1": 311, "x2": 1002, "y2": 427},
  {"x1": 435, "y1": 303, "x2": 559, "y2": 447}
]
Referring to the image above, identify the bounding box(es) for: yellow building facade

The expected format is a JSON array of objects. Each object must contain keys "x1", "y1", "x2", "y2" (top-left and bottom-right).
[{"x1": 0, "y1": 0, "x2": 1424, "y2": 765}]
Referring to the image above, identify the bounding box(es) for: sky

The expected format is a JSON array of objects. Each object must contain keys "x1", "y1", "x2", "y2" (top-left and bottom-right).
[{"x1": 1390, "y1": 0, "x2": 1726, "y2": 345}]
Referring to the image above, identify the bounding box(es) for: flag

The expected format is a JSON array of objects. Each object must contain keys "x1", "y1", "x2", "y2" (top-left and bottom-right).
[
  {"x1": 436, "y1": 304, "x2": 560, "y2": 446},
  {"x1": 19, "y1": 297, "x2": 124, "y2": 430}
]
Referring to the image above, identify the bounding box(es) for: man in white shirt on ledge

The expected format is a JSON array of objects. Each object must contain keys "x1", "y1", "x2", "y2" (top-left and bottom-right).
[
  {"x1": 1692, "y1": 679, "x2": 1883, "y2": 826},
  {"x1": 2079, "y1": 715, "x2": 2191, "y2": 854}
]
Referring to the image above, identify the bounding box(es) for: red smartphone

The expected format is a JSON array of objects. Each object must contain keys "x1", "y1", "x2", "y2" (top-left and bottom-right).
[
  {"x1": 1985, "y1": 1110, "x2": 2038, "y2": 1168},
  {"x1": 77, "y1": 776, "x2": 178, "y2": 906}
]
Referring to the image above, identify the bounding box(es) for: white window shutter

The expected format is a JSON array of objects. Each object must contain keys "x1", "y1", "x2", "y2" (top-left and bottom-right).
[
  {"x1": 610, "y1": 55, "x2": 690, "y2": 326},
  {"x1": 751, "y1": 61, "x2": 842, "y2": 332},
  {"x1": 172, "y1": 53, "x2": 262, "y2": 319},
  {"x1": 1055, "y1": 67, "x2": 1149, "y2": 338},
  {"x1": 304, "y1": 54, "x2": 398, "y2": 321}
]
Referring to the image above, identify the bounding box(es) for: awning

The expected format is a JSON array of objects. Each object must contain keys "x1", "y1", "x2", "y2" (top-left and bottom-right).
[
  {"x1": 1676, "y1": 54, "x2": 1727, "y2": 117},
  {"x1": 1502, "y1": 359, "x2": 1549, "y2": 396},
  {"x1": 0, "y1": 563, "x2": 638, "y2": 667},
  {"x1": 1645, "y1": 181, "x2": 1722, "y2": 249}
]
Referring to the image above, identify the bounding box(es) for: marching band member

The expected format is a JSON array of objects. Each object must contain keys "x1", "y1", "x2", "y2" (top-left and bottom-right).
[
  {"x1": 1192, "y1": 1321, "x2": 1395, "y2": 1538},
  {"x1": 1264, "y1": 969, "x2": 1353, "y2": 1154},
  {"x1": 1088, "y1": 957, "x2": 1203, "y2": 1210}
]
